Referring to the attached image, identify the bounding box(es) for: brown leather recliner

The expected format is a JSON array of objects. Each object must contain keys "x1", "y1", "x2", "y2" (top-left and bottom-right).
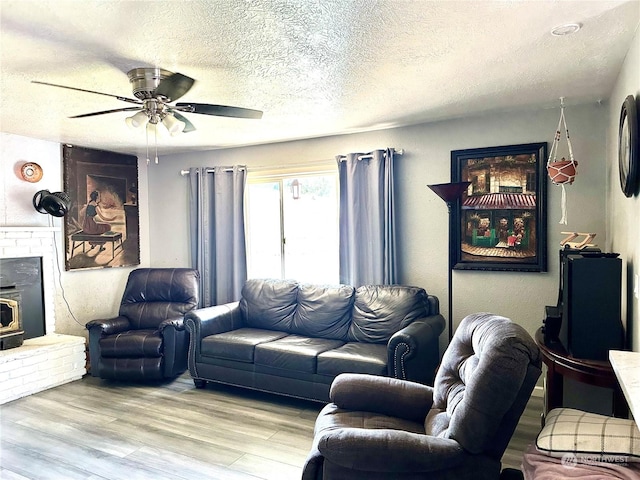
[
  {"x1": 86, "y1": 268, "x2": 199, "y2": 381},
  {"x1": 302, "y1": 312, "x2": 541, "y2": 480}
]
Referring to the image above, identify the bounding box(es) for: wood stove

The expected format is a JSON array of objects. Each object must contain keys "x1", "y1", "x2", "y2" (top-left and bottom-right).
[{"x1": 0, "y1": 288, "x2": 24, "y2": 349}]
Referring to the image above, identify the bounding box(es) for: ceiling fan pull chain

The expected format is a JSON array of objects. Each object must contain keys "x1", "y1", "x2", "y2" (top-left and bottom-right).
[
  {"x1": 146, "y1": 124, "x2": 150, "y2": 165},
  {"x1": 155, "y1": 125, "x2": 159, "y2": 164}
]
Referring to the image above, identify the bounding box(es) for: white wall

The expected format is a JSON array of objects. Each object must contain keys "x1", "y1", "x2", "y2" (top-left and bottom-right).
[
  {"x1": 149, "y1": 102, "x2": 608, "y2": 354},
  {"x1": 0, "y1": 133, "x2": 150, "y2": 338},
  {"x1": 3, "y1": 70, "x2": 629, "y2": 355},
  {"x1": 607, "y1": 26, "x2": 640, "y2": 352}
]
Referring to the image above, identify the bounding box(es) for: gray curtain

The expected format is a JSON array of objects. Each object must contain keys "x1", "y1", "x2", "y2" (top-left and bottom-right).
[
  {"x1": 188, "y1": 166, "x2": 247, "y2": 307},
  {"x1": 337, "y1": 148, "x2": 397, "y2": 286}
]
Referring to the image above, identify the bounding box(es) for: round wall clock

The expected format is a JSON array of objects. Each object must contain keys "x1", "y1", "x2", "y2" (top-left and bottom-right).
[{"x1": 618, "y1": 95, "x2": 639, "y2": 197}]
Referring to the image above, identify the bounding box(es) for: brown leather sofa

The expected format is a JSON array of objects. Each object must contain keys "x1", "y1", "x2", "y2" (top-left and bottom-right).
[
  {"x1": 86, "y1": 268, "x2": 200, "y2": 381},
  {"x1": 185, "y1": 278, "x2": 445, "y2": 402}
]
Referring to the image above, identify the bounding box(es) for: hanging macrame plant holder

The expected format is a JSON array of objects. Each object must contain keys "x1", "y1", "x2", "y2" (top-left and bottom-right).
[{"x1": 546, "y1": 98, "x2": 578, "y2": 225}]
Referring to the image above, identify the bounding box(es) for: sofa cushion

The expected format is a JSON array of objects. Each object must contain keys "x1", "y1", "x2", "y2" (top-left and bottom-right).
[
  {"x1": 348, "y1": 285, "x2": 430, "y2": 343},
  {"x1": 291, "y1": 283, "x2": 354, "y2": 340},
  {"x1": 240, "y1": 279, "x2": 298, "y2": 331},
  {"x1": 255, "y1": 335, "x2": 345, "y2": 373},
  {"x1": 201, "y1": 328, "x2": 288, "y2": 362},
  {"x1": 317, "y1": 343, "x2": 388, "y2": 376},
  {"x1": 99, "y1": 329, "x2": 162, "y2": 357},
  {"x1": 315, "y1": 402, "x2": 426, "y2": 435}
]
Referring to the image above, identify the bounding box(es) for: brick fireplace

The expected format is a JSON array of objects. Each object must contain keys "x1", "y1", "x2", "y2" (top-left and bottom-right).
[{"x1": 0, "y1": 226, "x2": 86, "y2": 404}]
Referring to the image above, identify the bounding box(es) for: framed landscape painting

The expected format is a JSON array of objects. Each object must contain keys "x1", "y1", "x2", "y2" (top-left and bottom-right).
[
  {"x1": 63, "y1": 145, "x2": 140, "y2": 271},
  {"x1": 450, "y1": 142, "x2": 548, "y2": 272}
]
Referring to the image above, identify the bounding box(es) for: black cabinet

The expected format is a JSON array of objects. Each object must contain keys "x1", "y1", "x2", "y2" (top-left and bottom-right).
[{"x1": 559, "y1": 251, "x2": 623, "y2": 361}]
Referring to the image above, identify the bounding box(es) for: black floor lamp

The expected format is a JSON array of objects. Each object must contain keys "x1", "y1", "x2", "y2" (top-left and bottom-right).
[{"x1": 428, "y1": 181, "x2": 471, "y2": 341}]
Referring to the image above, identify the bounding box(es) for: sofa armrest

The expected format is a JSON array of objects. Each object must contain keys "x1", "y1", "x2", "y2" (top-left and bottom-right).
[
  {"x1": 388, "y1": 312, "x2": 445, "y2": 385},
  {"x1": 85, "y1": 316, "x2": 131, "y2": 335},
  {"x1": 330, "y1": 373, "x2": 434, "y2": 422},
  {"x1": 184, "y1": 302, "x2": 242, "y2": 339},
  {"x1": 317, "y1": 428, "x2": 464, "y2": 473},
  {"x1": 185, "y1": 302, "x2": 243, "y2": 378}
]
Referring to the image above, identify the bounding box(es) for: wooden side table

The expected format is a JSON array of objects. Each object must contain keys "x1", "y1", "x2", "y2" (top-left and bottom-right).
[{"x1": 534, "y1": 327, "x2": 627, "y2": 418}]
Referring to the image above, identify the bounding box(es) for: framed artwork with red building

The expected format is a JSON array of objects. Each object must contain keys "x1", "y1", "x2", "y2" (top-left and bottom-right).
[{"x1": 450, "y1": 143, "x2": 547, "y2": 272}]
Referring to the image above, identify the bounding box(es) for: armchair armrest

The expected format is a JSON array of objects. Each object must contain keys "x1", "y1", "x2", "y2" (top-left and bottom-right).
[
  {"x1": 388, "y1": 312, "x2": 445, "y2": 384},
  {"x1": 85, "y1": 315, "x2": 130, "y2": 378},
  {"x1": 330, "y1": 373, "x2": 433, "y2": 422},
  {"x1": 85, "y1": 316, "x2": 131, "y2": 335},
  {"x1": 158, "y1": 316, "x2": 185, "y2": 332},
  {"x1": 159, "y1": 316, "x2": 190, "y2": 377},
  {"x1": 317, "y1": 428, "x2": 464, "y2": 473}
]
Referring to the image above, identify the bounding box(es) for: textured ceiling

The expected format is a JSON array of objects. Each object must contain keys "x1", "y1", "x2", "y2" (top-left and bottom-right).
[{"x1": 1, "y1": 0, "x2": 638, "y2": 157}]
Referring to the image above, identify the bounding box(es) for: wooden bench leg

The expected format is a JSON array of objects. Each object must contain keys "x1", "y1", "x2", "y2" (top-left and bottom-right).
[
  {"x1": 114, "y1": 237, "x2": 123, "y2": 259},
  {"x1": 108, "y1": 237, "x2": 123, "y2": 259},
  {"x1": 71, "y1": 239, "x2": 84, "y2": 256}
]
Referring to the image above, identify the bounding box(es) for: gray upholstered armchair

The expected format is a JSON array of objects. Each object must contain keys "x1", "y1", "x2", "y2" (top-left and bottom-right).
[
  {"x1": 86, "y1": 268, "x2": 199, "y2": 381},
  {"x1": 302, "y1": 312, "x2": 541, "y2": 480}
]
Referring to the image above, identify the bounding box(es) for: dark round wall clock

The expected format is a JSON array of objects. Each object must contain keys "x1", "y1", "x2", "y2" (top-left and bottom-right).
[{"x1": 618, "y1": 94, "x2": 639, "y2": 197}]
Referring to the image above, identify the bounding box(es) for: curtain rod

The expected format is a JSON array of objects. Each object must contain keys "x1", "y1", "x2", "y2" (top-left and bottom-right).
[
  {"x1": 179, "y1": 161, "x2": 330, "y2": 176},
  {"x1": 180, "y1": 166, "x2": 246, "y2": 176},
  {"x1": 179, "y1": 148, "x2": 404, "y2": 176},
  {"x1": 336, "y1": 148, "x2": 404, "y2": 161}
]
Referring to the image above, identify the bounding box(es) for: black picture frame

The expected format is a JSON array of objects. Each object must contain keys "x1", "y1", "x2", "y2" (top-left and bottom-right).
[
  {"x1": 450, "y1": 142, "x2": 547, "y2": 272},
  {"x1": 63, "y1": 144, "x2": 140, "y2": 271}
]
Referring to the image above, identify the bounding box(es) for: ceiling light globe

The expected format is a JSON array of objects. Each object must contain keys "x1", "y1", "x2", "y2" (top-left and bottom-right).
[
  {"x1": 163, "y1": 114, "x2": 186, "y2": 136},
  {"x1": 125, "y1": 110, "x2": 149, "y2": 129}
]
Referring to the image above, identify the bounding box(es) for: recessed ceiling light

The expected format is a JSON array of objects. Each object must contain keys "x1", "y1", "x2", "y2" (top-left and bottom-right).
[{"x1": 551, "y1": 23, "x2": 582, "y2": 36}]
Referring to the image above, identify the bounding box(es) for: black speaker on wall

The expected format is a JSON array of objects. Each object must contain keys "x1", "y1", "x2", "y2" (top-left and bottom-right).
[{"x1": 559, "y1": 250, "x2": 623, "y2": 361}]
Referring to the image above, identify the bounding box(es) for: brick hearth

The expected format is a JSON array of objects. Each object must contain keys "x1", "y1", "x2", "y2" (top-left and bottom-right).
[{"x1": 0, "y1": 226, "x2": 86, "y2": 405}]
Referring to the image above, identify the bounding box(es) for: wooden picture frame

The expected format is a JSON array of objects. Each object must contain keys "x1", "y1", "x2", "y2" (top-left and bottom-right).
[
  {"x1": 63, "y1": 145, "x2": 140, "y2": 271},
  {"x1": 450, "y1": 143, "x2": 547, "y2": 272}
]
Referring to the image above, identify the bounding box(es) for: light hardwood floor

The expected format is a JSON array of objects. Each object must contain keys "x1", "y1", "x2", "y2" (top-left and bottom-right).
[{"x1": 0, "y1": 373, "x2": 543, "y2": 479}]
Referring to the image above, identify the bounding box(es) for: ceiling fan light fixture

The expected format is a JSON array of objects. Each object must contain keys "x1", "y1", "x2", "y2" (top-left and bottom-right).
[
  {"x1": 146, "y1": 121, "x2": 159, "y2": 134},
  {"x1": 126, "y1": 110, "x2": 149, "y2": 129},
  {"x1": 33, "y1": 67, "x2": 263, "y2": 164},
  {"x1": 163, "y1": 114, "x2": 186, "y2": 136}
]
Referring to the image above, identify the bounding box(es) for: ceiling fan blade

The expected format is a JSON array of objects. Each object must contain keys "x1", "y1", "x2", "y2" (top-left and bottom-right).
[
  {"x1": 175, "y1": 102, "x2": 263, "y2": 119},
  {"x1": 154, "y1": 73, "x2": 195, "y2": 102},
  {"x1": 32, "y1": 80, "x2": 141, "y2": 105},
  {"x1": 69, "y1": 107, "x2": 143, "y2": 118},
  {"x1": 171, "y1": 111, "x2": 196, "y2": 133}
]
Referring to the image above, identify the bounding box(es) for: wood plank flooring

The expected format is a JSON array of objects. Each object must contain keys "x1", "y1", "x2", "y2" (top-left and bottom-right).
[{"x1": 0, "y1": 373, "x2": 543, "y2": 479}]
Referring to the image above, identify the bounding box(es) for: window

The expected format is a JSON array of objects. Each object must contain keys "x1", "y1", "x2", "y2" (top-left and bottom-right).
[{"x1": 245, "y1": 165, "x2": 339, "y2": 284}]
